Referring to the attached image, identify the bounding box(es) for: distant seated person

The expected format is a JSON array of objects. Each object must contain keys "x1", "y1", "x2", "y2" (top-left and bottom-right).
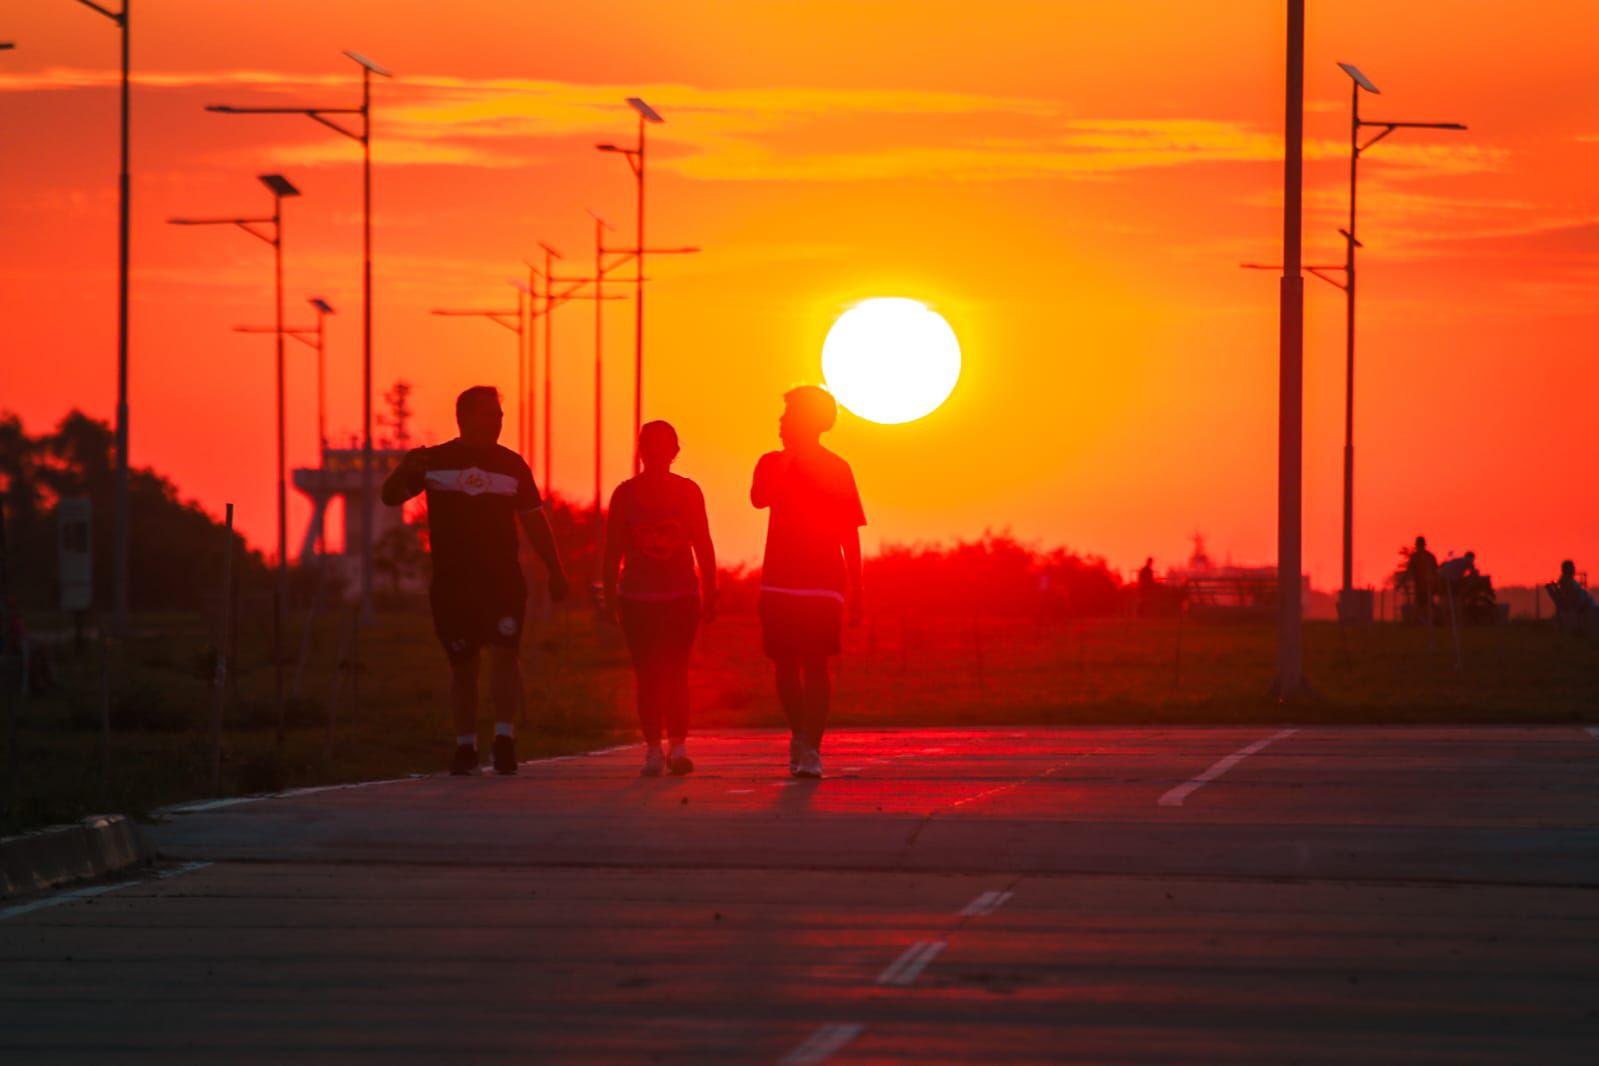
[
  {"x1": 1547, "y1": 559, "x2": 1596, "y2": 634},
  {"x1": 1437, "y1": 550, "x2": 1478, "y2": 584}
]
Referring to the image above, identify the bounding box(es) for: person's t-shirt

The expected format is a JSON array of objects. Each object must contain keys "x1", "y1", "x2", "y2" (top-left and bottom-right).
[
  {"x1": 753, "y1": 444, "x2": 866, "y2": 599},
  {"x1": 609, "y1": 473, "x2": 708, "y2": 601},
  {"x1": 393, "y1": 439, "x2": 541, "y2": 582}
]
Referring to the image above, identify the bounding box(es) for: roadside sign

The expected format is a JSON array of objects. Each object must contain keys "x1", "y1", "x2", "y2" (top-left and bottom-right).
[{"x1": 58, "y1": 496, "x2": 93, "y2": 612}]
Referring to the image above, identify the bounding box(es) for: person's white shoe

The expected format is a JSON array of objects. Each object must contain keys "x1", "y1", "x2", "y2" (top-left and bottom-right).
[
  {"x1": 793, "y1": 748, "x2": 823, "y2": 779},
  {"x1": 788, "y1": 735, "x2": 803, "y2": 775},
  {"x1": 640, "y1": 746, "x2": 665, "y2": 777},
  {"x1": 667, "y1": 743, "x2": 694, "y2": 776}
]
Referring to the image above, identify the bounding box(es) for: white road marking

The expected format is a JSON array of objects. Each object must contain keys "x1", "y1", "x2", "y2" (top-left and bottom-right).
[
  {"x1": 1158, "y1": 729, "x2": 1299, "y2": 807},
  {"x1": 959, "y1": 890, "x2": 1013, "y2": 917},
  {"x1": 0, "y1": 861, "x2": 212, "y2": 922},
  {"x1": 875, "y1": 939, "x2": 946, "y2": 986},
  {"x1": 840, "y1": 766, "x2": 863, "y2": 772},
  {"x1": 158, "y1": 741, "x2": 636, "y2": 816},
  {"x1": 779, "y1": 1023, "x2": 865, "y2": 1065},
  {"x1": 726, "y1": 789, "x2": 754, "y2": 794}
]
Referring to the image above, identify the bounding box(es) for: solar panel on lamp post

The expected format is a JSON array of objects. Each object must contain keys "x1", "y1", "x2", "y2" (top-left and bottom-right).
[
  {"x1": 169, "y1": 172, "x2": 301, "y2": 745},
  {"x1": 71, "y1": 1, "x2": 132, "y2": 636},
  {"x1": 1331, "y1": 62, "x2": 1466, "y2": 624},
  {"x1": 208, "y1": 50, "x2": 391, "y2": 620}
]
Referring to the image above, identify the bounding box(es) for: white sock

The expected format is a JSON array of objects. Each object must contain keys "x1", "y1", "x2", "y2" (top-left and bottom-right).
[
  {"x1": 495, "y1": 722, "x2": 515, "y2": 738},
  {"x1": 456, "y1": 734, "x2": 476, "y2": 748}
]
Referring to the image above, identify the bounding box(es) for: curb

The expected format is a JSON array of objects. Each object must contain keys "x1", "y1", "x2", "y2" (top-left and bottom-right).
[{"x1": 1, "y1": 815, "x2": 155, "y2": 898}]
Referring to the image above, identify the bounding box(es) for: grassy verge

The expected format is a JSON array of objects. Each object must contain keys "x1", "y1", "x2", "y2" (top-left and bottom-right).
[{"x1": 5, "y1": 606, "x2": 1596, "y2": 834}]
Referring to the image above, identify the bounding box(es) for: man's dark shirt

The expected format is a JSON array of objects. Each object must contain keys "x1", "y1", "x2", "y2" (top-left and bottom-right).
[{"x1": 386, "y1": 439, "x2": 541, "y2": 583}]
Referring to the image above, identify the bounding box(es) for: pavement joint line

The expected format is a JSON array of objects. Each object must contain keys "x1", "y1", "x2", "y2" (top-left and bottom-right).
[
  {"x1": 0, "y1": 860, "x2": 212, "y2": 923},
  {"x1": 875, "y1": 939, "x2": 946, "y2": 986},
  {"x1": 1157, "y1": 728, "x2": 1299, "y2": 808},
  {"x1": 777, "y1": 1023, "x2": 864, "y2": 1065},
  {"x1": 959, "y1": 889, "x2": 1014, "y2": 917}
]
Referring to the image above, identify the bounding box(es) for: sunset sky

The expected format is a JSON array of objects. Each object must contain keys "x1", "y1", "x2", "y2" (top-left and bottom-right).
[{"x1": 3, "y1": 1, "x2": 1596, "y2": 589}]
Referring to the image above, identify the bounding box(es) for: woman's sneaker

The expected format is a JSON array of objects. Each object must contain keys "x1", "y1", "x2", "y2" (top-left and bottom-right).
[
  {"x1": 667, "y1": 743, "x2": 694, "y2": 776},
  {"x1": 793, "y1": 747, "x2": 823, "y2": 779},
  {"x1": 640, "y1": 746, "x2": 666, "y2": 777}
]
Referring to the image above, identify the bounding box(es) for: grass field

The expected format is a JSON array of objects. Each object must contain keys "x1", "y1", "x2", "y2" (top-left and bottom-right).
[{"x1": 5, "y1": 603, "x2": 1597, "y2": 834}]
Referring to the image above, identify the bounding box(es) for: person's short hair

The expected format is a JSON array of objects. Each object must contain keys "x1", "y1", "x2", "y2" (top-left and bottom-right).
[
  {"x1": 456, "y1": 385, "x2": 500, "y2": 425},
  {"x1": 639, "y1": 419, "x2": 679, "y2": 455},
  {"x1": 1415, "y1": 535, "x2": 1427, "y2": 549},
  {"x1": 1562, "y1": 559, "x2": 1576, "y2": 575},
  {"x1": 783, "y1": 385, "x2": 838, "y2": 434}
]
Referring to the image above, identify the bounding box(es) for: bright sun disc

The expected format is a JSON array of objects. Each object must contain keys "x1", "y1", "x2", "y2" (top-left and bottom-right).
[{"x1": 821, "y1": 298, "x2": 961, "y2": 425}]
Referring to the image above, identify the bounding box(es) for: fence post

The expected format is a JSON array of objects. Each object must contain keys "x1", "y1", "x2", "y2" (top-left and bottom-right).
[
  {"x1": 209, "y1": 504, "x2": 235, "y2": 791},
  {"x1": 98, "y1": 612, "x2": 112, "y2": 805}
]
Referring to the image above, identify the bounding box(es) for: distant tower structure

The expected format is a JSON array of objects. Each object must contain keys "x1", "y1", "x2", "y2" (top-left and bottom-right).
[
  {"x1": 292, "y1": 379, "x2": 414, "y2": 595},
  {"x1": 379, "y1": 380, "x2": 414, "y2": 450}
]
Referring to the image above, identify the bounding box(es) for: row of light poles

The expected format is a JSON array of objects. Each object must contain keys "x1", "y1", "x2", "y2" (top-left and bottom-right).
[
  {"x1": 1250, "y1": 58, "x2": 1464, "y2": 639},
  {"x1": 169, "y1": 173, "x2": 300, "y2": 742},
  {"x1": 435, "y1": 97, "x2": 697, "y2": 522}
]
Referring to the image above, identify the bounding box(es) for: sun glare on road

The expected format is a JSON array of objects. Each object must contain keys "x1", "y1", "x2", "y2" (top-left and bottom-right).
[{"x1": 822, "y1": 298, "x2": 961, "y2": 425}]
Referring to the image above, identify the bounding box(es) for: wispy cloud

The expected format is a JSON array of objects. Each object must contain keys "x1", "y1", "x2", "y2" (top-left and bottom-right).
[{"x1": 0, "y1": 67, "x2": 1501, "y2": 184}]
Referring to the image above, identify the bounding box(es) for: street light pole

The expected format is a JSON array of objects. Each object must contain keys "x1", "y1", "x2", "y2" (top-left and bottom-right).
[
  {"x1": 1334, "y1": 63, "x2": 1465, "y2": 620},
  {"x1": 539, "y1": 243, "x2": 562, "y2": 493},
  {"x1": 73, "y1": 0, "x2": 132, "y2": 635},
  {"x1": 208, "y1": 51, "x2": 391, "y2": 619},
  {"x1": 588, "y1": 211, "x2": 614, "y2": 525},
  {"x1": 170, "y1": 173, "x2": 302, "y2": 744},
  {"x1": 1274, "y1": 0, "x2": 1307, "y2": 700}
]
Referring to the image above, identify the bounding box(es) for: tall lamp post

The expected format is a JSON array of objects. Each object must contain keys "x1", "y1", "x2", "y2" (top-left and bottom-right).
[
  {"x1": 71, "y1": 0, "x2": 132, "y2": 636},
  {"x1": 1274, "y1": 0, "x2": 1307, "y2": 700},
  {"x1": 208, "y1": 50, "x2": 391, "y2": 619},
  {"x1": 234, "y1": 296, "x2": 336, "y2": 457},
  {"x1": 170, "y1": 173, "x2": 301, "y2": 743},
  {"x1": 1332, "y1": 63, "x2": 1465, "y2": 621},
  {"x1": 597, "y1": 97, "x2": 668, "y2": 475},
  {"x1": 587, "y1": 211, "x2": 614, "y2": 525}
]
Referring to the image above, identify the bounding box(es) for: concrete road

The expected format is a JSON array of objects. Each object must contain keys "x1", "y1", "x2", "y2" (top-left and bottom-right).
[{"x1": 4, "y1": 726, "x2": 1598, "y2": 1063}]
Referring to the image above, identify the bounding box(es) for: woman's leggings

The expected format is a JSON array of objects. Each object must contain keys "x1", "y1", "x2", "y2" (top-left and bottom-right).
[{"x1": 619, "y1": 596, "x2": 700, "y2": 745}]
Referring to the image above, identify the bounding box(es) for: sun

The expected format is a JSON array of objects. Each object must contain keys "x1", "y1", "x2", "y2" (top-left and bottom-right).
[{"x1": 821, "y1": 298, "x2": 961, "y2": 425}]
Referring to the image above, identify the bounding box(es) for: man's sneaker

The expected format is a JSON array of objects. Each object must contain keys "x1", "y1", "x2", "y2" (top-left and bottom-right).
[
  {"x1": 667, "y1": 743, "x2": 694, "y2": 776},
  {"x1": 640, "y1": 746, "x2": 666, "y2": 777},
  {"x1": 450, "y1": 744, "x2": 479, "y2": 776},
  {"x1": 793, "y1": 747, "x2": 823, "y2": 779},
  {"x1": 788, "y1": 734, "x2": 804, "y2": 775},
  {"x1": 492, "y1": 735, "x2": 518, "y2": 776}
]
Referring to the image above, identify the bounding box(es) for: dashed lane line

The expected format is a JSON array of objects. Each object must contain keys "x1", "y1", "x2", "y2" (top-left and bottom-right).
[
  {"x1": 1158, "y1": 728, "x2": 1299, "y2": 807},
  {"x1": 778, "y1": 1023, "x2": 865, "y2": 1065},
  {"x1": 959, "y1": 890, "x2": 1014, "y2": 918},
  {"x1": 875, "y1": 939, "x2": 946, "y2": 986}
]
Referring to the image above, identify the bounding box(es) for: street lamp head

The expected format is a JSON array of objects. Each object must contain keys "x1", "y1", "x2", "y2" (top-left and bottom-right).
[
  {"x1": 587, "y1": 208, "x2": 615, "y2": 230},
  {"x1": 259, "y1": 173, "x2": 301, "y2": 199},
  {"x1": 1338, "y1": 62, "x2": 1381, "y2": 94},
  {"x1": 539, "y1": 242, "x2": 563, "y2": 260},
  {"x1": 627, "y1": 97, "x2": 664, "y2": 123},
  {"x1": 205, "y1": 104, "x2": 240, "y2": 113},
  {"x1": 310, "y1": 297, "x2": 335, "y2": 314},
  {"x1": 596, "y1": 143, "x2": 622, "y2": 153},
  {"x1": 343, "y1": 50, "x2": 393, "y2": 78}
]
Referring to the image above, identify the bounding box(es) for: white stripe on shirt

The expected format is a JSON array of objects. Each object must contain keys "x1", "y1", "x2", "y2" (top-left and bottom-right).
[{"x1": 425, "y1": 468, "x2": 519, "y2": 497}]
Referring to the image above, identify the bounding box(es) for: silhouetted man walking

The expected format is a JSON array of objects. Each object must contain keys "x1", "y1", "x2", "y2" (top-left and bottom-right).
[
  {"x1": 752, "y1": 386, "x2": 865, "y2": 779},
  {"x1": 1405, "y1": 535, "x2": 1438, "y2": 626},
  {"x1": 382, "y1": 386, "x2": 568, "y2": 775}
]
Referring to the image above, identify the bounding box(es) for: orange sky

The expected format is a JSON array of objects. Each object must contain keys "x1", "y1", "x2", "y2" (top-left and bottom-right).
[{"x1": 3, "y1": 1, "x2": 1596, "y2": 588}]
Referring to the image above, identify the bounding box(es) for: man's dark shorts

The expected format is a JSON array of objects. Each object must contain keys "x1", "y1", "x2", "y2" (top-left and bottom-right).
[
  {"x1": 759, "y1": 591, "x2": 843, "y2": 660},
  {"x1": 430, "y1": 572, "x2": 527, "y2": 665}
]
